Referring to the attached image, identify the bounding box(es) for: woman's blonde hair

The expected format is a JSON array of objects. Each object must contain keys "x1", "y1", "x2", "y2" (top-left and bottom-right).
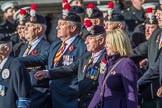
[{"x1": 106, "y1": 29, "x2": 132, "y2": 57}]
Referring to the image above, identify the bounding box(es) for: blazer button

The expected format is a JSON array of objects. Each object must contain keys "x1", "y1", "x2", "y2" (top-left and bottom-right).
[{"x1": 88, "y1": 93, "x2": 91, "y2": 96}]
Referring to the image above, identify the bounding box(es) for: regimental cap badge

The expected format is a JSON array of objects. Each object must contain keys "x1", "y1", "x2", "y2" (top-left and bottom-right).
[
  {"x1": 146, "y1": 8, "x2": 153, "y2": 24},
  {"x1": 30, "y1": 4, "x2": 37, "y2": 22},
  {"x1": 2, "y1": 69, "x2": 10, "y2": 79},
  {"x1": 86, "y1": 3, "x2": 95, "y2": 18},
  {"x1": 62, "y1": 3, "x2": 71, "y2": 19},
  {"x1": 107, "y1": 1, "x2": 114, "y2": 20},
  {"x1": 84, "y1": 19, "x2": 93, "y2": 31}
]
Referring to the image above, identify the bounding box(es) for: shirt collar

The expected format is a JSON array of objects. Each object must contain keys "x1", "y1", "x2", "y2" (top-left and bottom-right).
[
  {"x1": 29, "y1": 36, "x2": 43, "y2": 46},
  {"x1": 64, "y1": 35, "x2": 78, "y2": 46},
  {"x1": 92, "y1": 48, "x2": 105, "y2": 58}
]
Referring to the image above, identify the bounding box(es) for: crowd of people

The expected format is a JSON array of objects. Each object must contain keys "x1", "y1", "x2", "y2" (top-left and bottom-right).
[{"x1": 0, "y1": 0, "x2": 162, "y2": 108}]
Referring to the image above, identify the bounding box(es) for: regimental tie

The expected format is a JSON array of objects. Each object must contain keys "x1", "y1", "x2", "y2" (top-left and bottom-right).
[
  {"x1": 54, "y1": 42, "x2": 67, "y2": 65},
  {"x1": 23, "y1": 44, "x2": 32, "y2": 57},
  {"x1": 87, "y1": 57, "x2": 94, "y2": 67}
]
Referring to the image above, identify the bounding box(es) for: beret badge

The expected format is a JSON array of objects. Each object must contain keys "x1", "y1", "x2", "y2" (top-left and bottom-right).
[
  {"x1": 86, "y1": 3, "x2": 95, "y2": 18},
  {"x1": 146, "y1": 8, "x2": 153, "y2": 24}
]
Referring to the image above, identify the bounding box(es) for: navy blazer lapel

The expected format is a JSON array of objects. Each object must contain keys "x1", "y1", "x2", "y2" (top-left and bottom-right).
[
  {"x1": 0, "y1": 56, "x2": 13, "y2": 82},
  {"x1": 78, "y1": 53, "x2": 92, "y2": 81},
  {"x1": 28, "y1": 38, "x2": 44, "y2": 55},
  {"x1": 18, "y1": 43, "x2": 28, "y2": 57},
  {"x1": 64, "y1": 35, "x2": 80, "y2": 55},
  {"x1": 154, "y1": 29, "x2": 162, "y2": 61}
]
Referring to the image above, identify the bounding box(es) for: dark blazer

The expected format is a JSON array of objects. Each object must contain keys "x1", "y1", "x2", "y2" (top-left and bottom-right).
[
  {"x1": 0, "y1": 56, "x2": 31, "y2": 108},
  {"x1": 19, "y1": 35, "x2": 87, "y2": 108},
  {"x1": 130, "y1": 24, "x2": 146, "y2": 48},
  {"x1": 0, "y1": 20, "x2": 16, "y2": 34},
  {"x1": 46, "y1": 50, "x2": 106, "y2": 108},
  {"x1": 133, "y1": 28, "x2": 162, "y2": 100},
  {"x1": 123, "y1": 6, "x2": 145, "y2": 35},
  {"x1": 12, "y1": 41, "x2": 25, "y2": 57},
  {"x1": 19, "y1": 37, "x2": 51, "y2": 108}
]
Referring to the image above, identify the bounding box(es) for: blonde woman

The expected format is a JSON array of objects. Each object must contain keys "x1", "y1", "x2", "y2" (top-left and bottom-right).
[{"x1": 88, "y1": 29, "x2": 138, "y2": 108}]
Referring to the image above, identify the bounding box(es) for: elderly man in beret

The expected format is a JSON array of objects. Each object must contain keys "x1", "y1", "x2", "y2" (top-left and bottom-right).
[
  {"x1": 17, "y1": 4, "x2": 51, "y2": 108},
  {"x1": 103, "y1": 1, "x2": 126, "y2": 33},
  {"x1": 19, "y1": 3, "x2": 86, "y2": 108},
  {"x1": 34, "y1": 20, "x2": 107, "y2": 108},
  {"x1": 0, "y1": 36, "x2": 31, "y2": 108}
]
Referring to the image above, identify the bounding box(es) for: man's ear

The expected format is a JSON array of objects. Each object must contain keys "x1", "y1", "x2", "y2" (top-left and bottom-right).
[
  {"x1": 36, "y1": 24, "x2": 43, "y2": 33},
  {"x1": 95, "y1": 18, "x2": 100, "y2": 25},
  {"x1": 98, "y1": 36, "x2": 105, "y2": 45},
  {"x1": 70, "y1": 25, "x2": 77, "y2": 32}
]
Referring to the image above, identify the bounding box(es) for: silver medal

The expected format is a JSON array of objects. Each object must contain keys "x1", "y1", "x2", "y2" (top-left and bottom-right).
[{"x1": 2, "y1": 69, "x2": 10, "y2": 79}]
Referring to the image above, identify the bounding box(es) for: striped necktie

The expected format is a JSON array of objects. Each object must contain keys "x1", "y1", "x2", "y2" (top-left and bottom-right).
[
  {"x1": 87, "y1": 56, "x2": 94, "y2": 67},
  {"x1": 23, "y1": 44, "x2": 32, "y2": 57},
  {"x1": 54, "y1": 42, "x2": 67, "y2": 65}
]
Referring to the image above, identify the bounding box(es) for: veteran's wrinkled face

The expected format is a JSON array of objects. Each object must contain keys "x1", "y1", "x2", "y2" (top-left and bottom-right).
[
  {"x1": 24, "y1": 22, "x2": 39, "y2": 42},
  {"x1": 56, "y1": 20, "x2": 71, "y2": 39},
  {"x1": 85, "y1": 35, "x2": 101, "y2": 53},
  {"x1": 104, "y1": 21, "x2": 118, "y2": 32},
  {"x1": 17, "y1": 25, "x2": 26, "y2": 41},
  {"x1": 145, "y1": 24, "x2": 157, "y2": 40}
]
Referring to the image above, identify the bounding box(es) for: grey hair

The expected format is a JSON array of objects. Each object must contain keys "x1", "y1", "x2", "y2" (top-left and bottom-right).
[
  {"x1": 96, "y1": 32, "x2": 106, "y2": 40},
  {"x1": 67, "y1": 21, "x2": 82, "y2": 33}
]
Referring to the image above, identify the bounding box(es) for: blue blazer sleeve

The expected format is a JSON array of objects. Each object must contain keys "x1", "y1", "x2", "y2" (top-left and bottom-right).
[
  {"x1": 48, "y1": 60, "x2": 79, "y2": 79},
  {"x1": 18, "y1": 50, "x2": 49, "y2": 67}
]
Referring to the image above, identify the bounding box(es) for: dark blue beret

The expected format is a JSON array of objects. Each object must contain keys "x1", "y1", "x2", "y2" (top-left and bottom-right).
[
  {"x1": 70, "y1": 6, "x2": 84, "y2": 14},
  {"x1": 104, "y1": 12, "x2": 125, "y2": 22},
  {"x1": 27, "y1": 14, "x2": 46, "y2": 25},
  {"x1": 58, "y1": 12, "x2": 81, "y2": 22},
  {"x1": 144, "y1": 16, "x2": 158, "y2": 24},
  {"x1": 87, "y1": 25, "x2": 106, "y2": 36},
  {"x1": 85, "y1": 8, "x2": 103, "y2": 19}
]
